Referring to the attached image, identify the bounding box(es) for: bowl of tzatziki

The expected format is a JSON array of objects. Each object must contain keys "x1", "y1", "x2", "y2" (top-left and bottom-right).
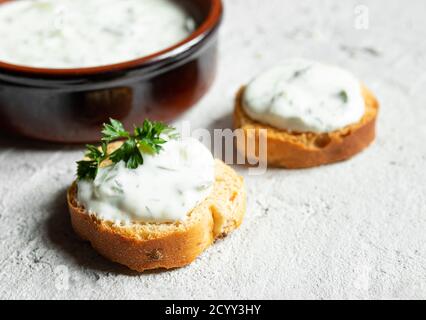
[{"x1": 0, "y1": 0, "x2": 223, "y2": 142}]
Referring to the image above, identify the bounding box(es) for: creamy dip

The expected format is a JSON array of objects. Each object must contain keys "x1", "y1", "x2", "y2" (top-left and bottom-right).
[
  {"x1": 77, "y1": 138, "x2": 215, "y2": 224},
  {"x1": 243, "y1": 59, "x2": 365, "y2": 133},
  {"x1": 0, "y1": 0, "x2": 195, "y2": 68}
]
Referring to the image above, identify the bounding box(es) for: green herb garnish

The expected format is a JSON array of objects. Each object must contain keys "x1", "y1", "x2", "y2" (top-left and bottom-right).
[
  {"x1": 76, "y1": 142, "x2": 108, "y2": 181},
  {"x1": 292, "y1": 67, "x2": 310, "y2": 79},
  {"x1": 77, "y1": 119, "x2": 178, "y2": 180},
  {"x1": 338, "y1": 90, "x2": 349, "y2": 104}
]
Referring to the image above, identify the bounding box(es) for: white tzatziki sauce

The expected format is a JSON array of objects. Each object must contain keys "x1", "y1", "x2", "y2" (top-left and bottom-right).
[
  {"x1": 77, "y1": 138, "x2": 215, "y2": 224},
  {"x1": 0, "y1": 0, "x2": 195, "y2": 68},
  {"x1": 243, "y1": 59, "x2": 365, "y2": 133}
]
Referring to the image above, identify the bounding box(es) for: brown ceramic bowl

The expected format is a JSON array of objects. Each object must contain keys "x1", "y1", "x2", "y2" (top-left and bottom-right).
[{"x1": 0, "y1": 0, "x2": 223, "y2": 143}]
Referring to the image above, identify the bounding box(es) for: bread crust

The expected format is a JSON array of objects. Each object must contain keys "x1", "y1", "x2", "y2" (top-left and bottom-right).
[
  {"x1": 67, "y1": 160, "x2": 245, "y2": 272},
  {"x1": 233, "y1": 85, "x2": 379, "y2": 168}
]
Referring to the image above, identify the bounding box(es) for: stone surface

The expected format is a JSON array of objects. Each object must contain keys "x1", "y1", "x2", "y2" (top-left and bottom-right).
[{"x1": 0, "y1": 0, "x2": 425, "y2": 299}]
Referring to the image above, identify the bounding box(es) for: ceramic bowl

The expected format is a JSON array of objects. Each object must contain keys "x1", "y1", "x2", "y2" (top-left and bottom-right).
[{"x1": 0, "y1": 0, "x2": 223, "y2": 142}]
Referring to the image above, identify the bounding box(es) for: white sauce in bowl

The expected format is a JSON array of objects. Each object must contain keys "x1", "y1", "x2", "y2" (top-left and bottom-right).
[
  {"x1": 0, "y1": 0, "x2": 195, "y2": 68},
  {"x1": 243, "y1": 59, "x2": 365, "y2": 133},
  {"x1": 77, "y1": 138, "x2": 215, "y2": 224}
]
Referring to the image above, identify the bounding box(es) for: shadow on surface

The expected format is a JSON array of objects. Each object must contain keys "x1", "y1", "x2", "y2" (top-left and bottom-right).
[
  {"x1": 0, "y1": 130, "x2": 83, "y2": 151},
  {"x1": 205, "y1": 112, "x2": 238, "y2": 163},
  {"x1": 206, "y1": 111, "x2": 233, "y2": 134},
  {"x1": 46, "y1": 187, "x2": 144, "y2": 276}
]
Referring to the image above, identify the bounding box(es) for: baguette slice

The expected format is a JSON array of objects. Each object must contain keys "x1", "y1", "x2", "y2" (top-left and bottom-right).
[
  {"x1": 67, "y1": 159, "x2": 246, "y2": 272},
  {"x1": 234, "y1": 85, "x2": 379, "y2": 169}
]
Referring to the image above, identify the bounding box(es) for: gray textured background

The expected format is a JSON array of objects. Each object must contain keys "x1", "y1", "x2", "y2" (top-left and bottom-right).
[{"x1": 1, "y1": 0, "x2": 425, "y2": 299}]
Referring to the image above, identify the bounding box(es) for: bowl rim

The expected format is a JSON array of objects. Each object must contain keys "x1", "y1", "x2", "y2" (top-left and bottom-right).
[{"x1": 0, "y1": 0, "x2": 223, "y2": 76}]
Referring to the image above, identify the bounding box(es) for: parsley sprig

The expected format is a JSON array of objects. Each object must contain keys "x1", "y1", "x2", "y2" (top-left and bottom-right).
[
  {"x1": 338, "y1": 90, "x2": 349, "y2": 104},
  {"x1": 77, "y1": 119, "x2": 178, "y2": 180}
]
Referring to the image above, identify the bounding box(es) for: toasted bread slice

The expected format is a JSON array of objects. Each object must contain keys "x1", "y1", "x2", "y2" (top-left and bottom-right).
[
  {"x1": 233, "y1": 85, "x2": 379, "y2": 169},
  {"x1": 67, "y1": 159, "x2": 246, "y2": 272}
]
